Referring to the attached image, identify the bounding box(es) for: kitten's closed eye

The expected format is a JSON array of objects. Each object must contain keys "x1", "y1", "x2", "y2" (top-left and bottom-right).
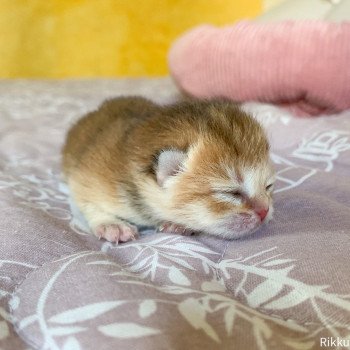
[
  {"x1": 226, "y1": 190, "x2": 243, "y2": 198},
  {"x1": 266, "y1": 184, "x2": 274, "y2": 191},
  {"x1": 217, "y1": 189, "x2": 243, "y2": 197},
  {"x1": 212, "y1": 188, "x2": 243, "y2": 204}
]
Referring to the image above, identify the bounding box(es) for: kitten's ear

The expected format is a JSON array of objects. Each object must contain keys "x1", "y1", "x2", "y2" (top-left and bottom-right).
[{"x1": 156, "y1": 149, "x2": 187, "y2": 187}]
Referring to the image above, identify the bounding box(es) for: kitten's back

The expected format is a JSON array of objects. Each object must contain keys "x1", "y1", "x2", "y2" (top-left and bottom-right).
[{"x1": 62, "y1": 97, "x2": 156, "y2": 177}]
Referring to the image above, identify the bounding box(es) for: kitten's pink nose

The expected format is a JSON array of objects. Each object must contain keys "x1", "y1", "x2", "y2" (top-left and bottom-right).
[{"x1": 256, "y1": 208, "x2": 269, "y2": 221}]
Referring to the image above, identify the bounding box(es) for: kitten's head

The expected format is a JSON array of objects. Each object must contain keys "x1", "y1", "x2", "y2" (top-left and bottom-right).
[{"x1": 153, "y1": 110, "x2": 275, "y2": 239}]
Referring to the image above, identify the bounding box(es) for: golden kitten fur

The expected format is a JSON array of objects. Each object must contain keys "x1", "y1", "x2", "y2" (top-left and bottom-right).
[{"x1": 62, "y1": 97, "x2": 275, "y2": 242}]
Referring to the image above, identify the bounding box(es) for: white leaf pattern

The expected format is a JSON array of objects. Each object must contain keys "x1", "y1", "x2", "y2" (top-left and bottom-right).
[
  {"x1": 224, "y1": 307, "x2": 235, "y2": 336},
  {"x1": 263, "y1": 289, "x2": 312, "y2": 310},
  {"x1": 98, "y1": 322, "x2": 161, "y2": 338},
  {"x1": 201, "y1": 281, "x2": 226, "y2": 292},
  {"x1": 247, "y1": 280, "x2": 285, "y2": 308},
  {"x1": 49, "y1": 301, "x2": 124, "y2": 324},
  {"x1": 0, "y1": 321, "x2": 9, "y2": 340},
  {"x1": 283, "y1": 340, "x2": 316, "y2": 350},
  {"x1": 18, "y1": 314, "x2": 37, "y2": 331},
  {"x1": 168, "y1": 266, "x2": 191, "y2": 286},
  {"x1": 261, "y1": 259, "x2": 295, "y2": 267},
  {"x1": 292, "y1": 130, "x2": 350, "y2": 172},
  {"x1": 49, "y1": 326, "x2": 86, "y2": 336},
  {"x1": 62, "y1": 336, "x2": 81, "y2": 350},
  {"x1": 178, "y1": 298, "x2": 220, "y2": 343},
  {"x1": 138, "y1": 300, "x2": 157, "y2": 318}
]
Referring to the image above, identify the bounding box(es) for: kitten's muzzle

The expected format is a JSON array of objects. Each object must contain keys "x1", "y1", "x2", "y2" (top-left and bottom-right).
[{"x1": 256, "y1": 208, "x2": 269, "y2": 221}]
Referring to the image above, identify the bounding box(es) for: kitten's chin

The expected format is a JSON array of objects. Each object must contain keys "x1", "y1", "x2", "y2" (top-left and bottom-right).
[
  {"x1": 205, "y1": 217, "x2": 263, "y2": 240},
  {"x1": 223, "y1": 206, "x2": 274, "y2": 239}
]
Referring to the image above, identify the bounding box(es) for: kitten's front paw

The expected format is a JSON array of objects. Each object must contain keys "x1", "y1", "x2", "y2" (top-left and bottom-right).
[
  {"x1": 158, "y1": 222, "x2": 194, "y2": 236},
  {"x1": 95, "y1": 223, "x2": 138, "y2": 243}
]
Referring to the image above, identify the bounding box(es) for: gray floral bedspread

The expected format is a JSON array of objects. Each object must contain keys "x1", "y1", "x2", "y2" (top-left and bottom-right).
[{"x1": 0, "y1": 78, "x2": 349, "y2": 350}]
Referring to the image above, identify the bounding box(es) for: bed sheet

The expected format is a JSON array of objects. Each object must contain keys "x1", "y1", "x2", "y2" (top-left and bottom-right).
[{"x1": 0, "y1": 78, "x2": 349, "y2": 350}]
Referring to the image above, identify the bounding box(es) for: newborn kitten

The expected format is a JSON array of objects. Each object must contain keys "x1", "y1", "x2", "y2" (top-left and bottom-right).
[{"x1": 62, "y1": 97, "x2": 275, "y2": 243}]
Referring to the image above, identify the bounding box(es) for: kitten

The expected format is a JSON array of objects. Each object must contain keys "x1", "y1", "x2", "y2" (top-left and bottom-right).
[{"x1": 62, "y1": 97, "x2": 275, "y2": 243}]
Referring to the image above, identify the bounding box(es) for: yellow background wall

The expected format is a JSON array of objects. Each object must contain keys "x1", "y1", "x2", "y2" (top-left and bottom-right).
[{"x1": 0, "y1": 0, "x2": 263, "y2": 78}]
